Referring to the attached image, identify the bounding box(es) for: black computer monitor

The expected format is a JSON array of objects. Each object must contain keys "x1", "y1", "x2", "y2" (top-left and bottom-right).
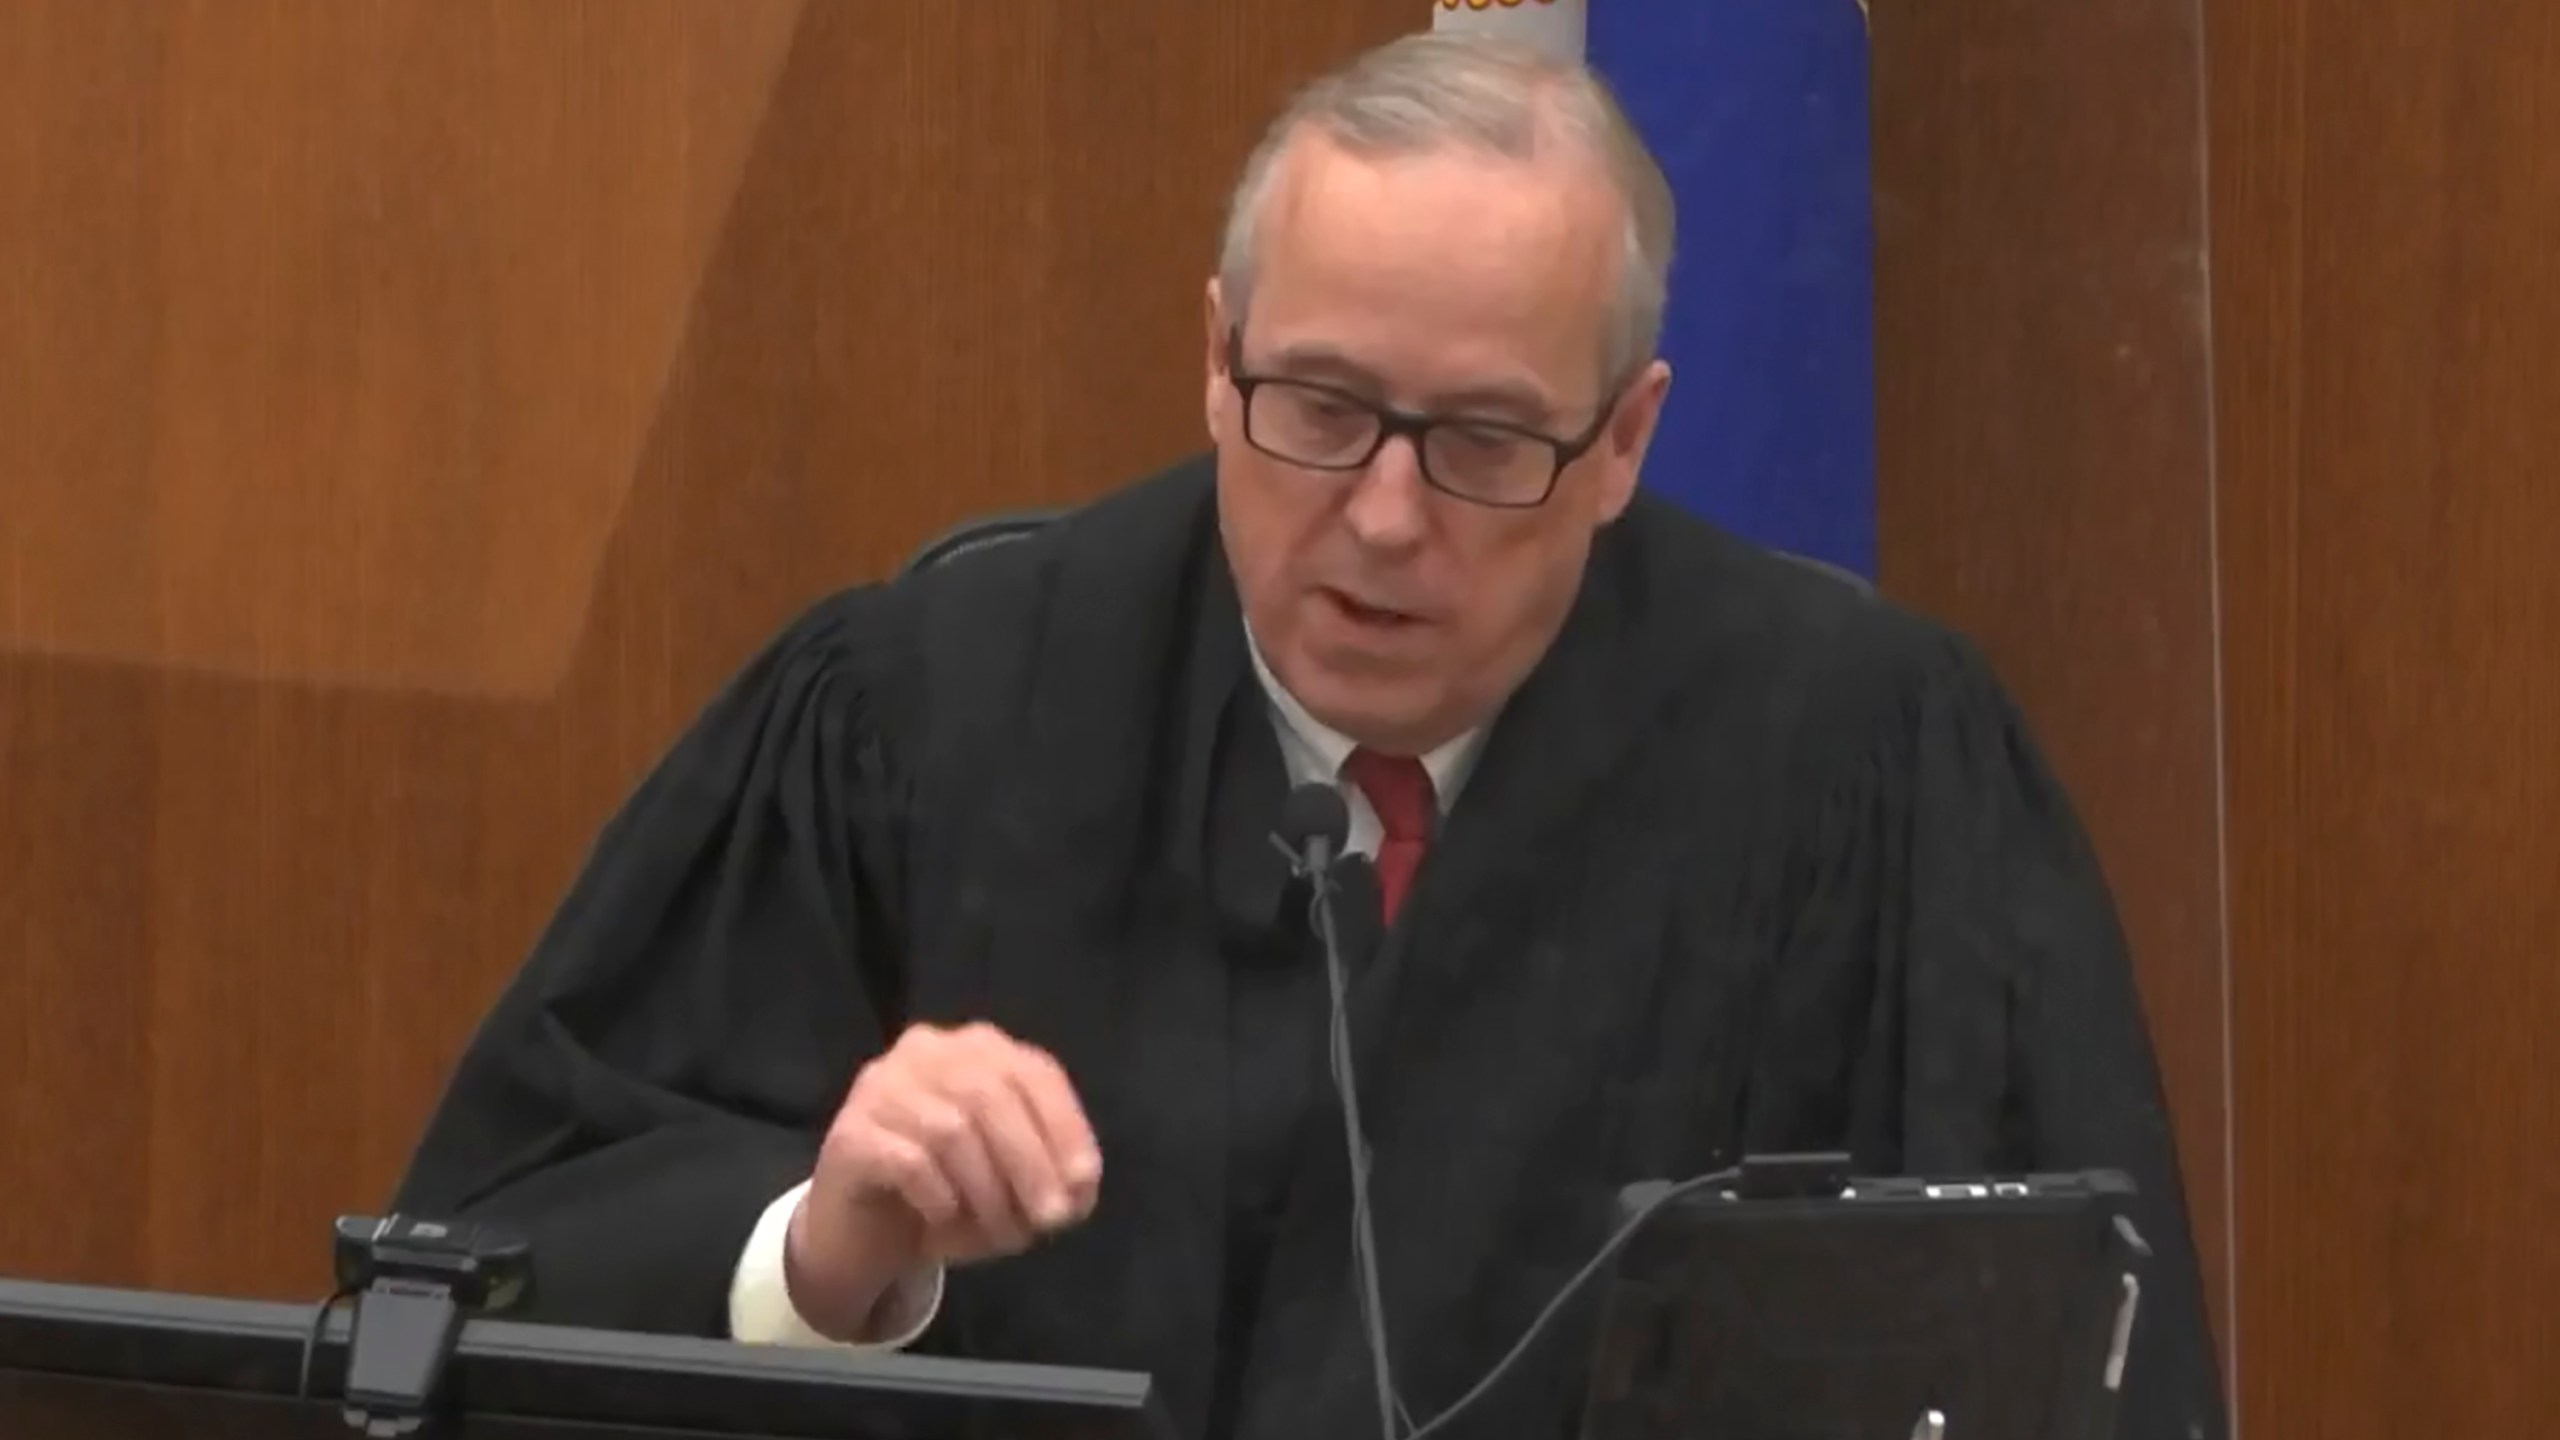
[
  {"x1": 0, "y1": 1277, "x2": 1177, "y2": 1440},
  {"x1": 1577, "y1": 1167, "x2": 2145, "y2": 1440}
]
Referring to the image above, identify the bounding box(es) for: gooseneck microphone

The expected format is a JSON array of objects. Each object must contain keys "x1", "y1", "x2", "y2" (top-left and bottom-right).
[{"x1": 1272, "y1": 782, "x2": 1404, "y2": 1440}]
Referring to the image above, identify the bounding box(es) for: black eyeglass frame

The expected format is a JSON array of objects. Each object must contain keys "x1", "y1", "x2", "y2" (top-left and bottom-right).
[{"x1": 1222, "y1": 328, "x2": 1627, "y2": 509}]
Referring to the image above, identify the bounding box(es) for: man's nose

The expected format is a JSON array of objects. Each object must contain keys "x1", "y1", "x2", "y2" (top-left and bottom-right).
[{"x1": 1342, "y1": 436, "x2": 1432, "y2": 550}]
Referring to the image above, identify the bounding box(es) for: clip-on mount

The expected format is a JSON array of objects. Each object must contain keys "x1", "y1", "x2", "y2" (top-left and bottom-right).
[{"x1": 329, "y1": 1215, "x2": 533, "y2": 1436}]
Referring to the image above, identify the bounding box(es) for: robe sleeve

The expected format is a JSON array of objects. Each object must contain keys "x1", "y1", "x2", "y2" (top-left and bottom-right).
[
  {"x1": 391, "y1": 589, "x2": 915, "y2": 1337},
  {"x1": 1779, "y1": 629, "x2": 2229, "y2": 1440}
]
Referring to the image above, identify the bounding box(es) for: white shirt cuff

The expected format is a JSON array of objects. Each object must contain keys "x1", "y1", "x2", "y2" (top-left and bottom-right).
[{"x1": 727, "y1": 1179, "x2": 943, "y2": 1348}]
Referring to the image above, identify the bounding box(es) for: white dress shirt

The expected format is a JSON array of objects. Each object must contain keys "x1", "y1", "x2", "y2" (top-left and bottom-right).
[
  {"x1": 1246, "y1": 632, "x2": 1486, "y2": 846},
  {"x1": 727, "y1": 626, "x2": 1484, "y2": 1349}
]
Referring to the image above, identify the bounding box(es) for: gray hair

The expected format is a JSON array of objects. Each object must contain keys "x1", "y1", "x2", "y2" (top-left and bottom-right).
[{"x1": 1216, "y1": 32, "x2": 1677, "y2": 386}]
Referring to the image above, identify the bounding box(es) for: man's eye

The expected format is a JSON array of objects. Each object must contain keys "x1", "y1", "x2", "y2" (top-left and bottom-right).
[{"x1": 1442, "y1": 424, "x2": 1526, "y2": 455}]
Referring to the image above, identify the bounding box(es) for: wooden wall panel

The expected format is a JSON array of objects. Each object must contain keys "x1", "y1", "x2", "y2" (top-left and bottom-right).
[
  {"x1": 1866, "y1": 0, "x2": 2233, "y2": 1372},
  {"x1": 0, "y1": 0, "x2": 805, "y2": 696},
  {"x1": 2210, "y1": 0, "x2": 2560, "y2": 1433},
  {"x1": 0, "y1": 0, "x2": 1414, "y2": 1301},
  {"x1": 1880, "y1": 0, "x2": 2560, "y2": 1425}
]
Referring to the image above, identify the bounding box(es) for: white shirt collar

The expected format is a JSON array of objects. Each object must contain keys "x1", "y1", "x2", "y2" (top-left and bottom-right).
[{"x1": 1243, "y1": 625, "x2": 1485, "y2": 813}]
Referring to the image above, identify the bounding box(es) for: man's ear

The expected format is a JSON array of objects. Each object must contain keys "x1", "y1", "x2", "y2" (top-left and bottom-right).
[
  {"x1": 1594, "y1": 358, "x2": 1672, "y2": 523},
  {"x1": 1203, "y1": 278, "x2": 1230, "y2": 443}
]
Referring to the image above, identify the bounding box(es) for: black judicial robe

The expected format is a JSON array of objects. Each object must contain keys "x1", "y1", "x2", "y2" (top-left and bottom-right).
[{"x1": 395, "y1": 455, "x2": 2227, "y2": 1440}]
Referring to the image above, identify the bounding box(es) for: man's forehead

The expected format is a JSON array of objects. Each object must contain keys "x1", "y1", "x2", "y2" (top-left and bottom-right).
[{"x1": 1246, "y1": 136, "x2": 1622, "y2": 398}]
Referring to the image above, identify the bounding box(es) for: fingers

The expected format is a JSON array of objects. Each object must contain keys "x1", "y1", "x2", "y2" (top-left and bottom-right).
[
  {"x1": 875, "y1": 1084, "x2": 1032, "y2": 1252},
  {"x1": 926, "y1": 1027, "x2": 1094, "y2": 1233},
  {"x1": 854, "y1": 1119, "x2": 963, "y2": 1230},
  {"x1": 830, "y1": 1022, "x2": 1101, "y2": 1259},
  {"x1": 1008, "y1": 1045, "x2": 1104, "y2": 1205},
  {"x1": 956, "y1": 1067, "x2": 1069, "y2": 1231}
]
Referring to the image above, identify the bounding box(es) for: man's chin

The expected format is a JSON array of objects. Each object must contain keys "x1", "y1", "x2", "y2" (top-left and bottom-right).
[{"x1": 1292, "y1": 669, "x2": 1449, "y2": 753}]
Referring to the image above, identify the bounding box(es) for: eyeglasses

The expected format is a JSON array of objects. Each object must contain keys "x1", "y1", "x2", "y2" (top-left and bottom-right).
[{"x1": 1223, "y1": 330, "x2": 1621, "y2": 509}]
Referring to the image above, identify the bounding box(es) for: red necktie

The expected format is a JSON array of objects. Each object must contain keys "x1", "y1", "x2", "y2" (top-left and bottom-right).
[{"x1": 1341, "y1": 747, "x2": 1437, "y2": 926}]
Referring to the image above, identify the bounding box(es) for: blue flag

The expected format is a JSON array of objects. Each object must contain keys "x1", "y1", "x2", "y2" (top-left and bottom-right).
[{"x1": 1586, "y1": 2, "x2": 1877, "y2": 576}]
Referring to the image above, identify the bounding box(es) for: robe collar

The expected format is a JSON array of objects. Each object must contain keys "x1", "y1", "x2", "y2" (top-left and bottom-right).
[
  {"x1": 1170, "y1": 516, "x2": 1665, "y2": 968},
  {"x1": 1117, "y1": 462, "x2": 1674, "y2": 971}
]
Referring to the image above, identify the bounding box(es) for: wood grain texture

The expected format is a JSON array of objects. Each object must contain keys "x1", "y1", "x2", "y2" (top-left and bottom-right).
[
  {"x1": 2210, "y1": 0, "x2": 2560, "y2": 1433},
  {"x1": 0, "y1": 0, "x2": 1415, "y2": 1301},
  {"x1": 0, "y1": 0, "x2": 805, "y2": 695},
  {"x1": 1866, "y1": 0, "x2": 2234, "y2": 1373}
]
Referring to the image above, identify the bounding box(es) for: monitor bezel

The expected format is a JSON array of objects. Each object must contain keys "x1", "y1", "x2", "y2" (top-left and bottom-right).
[{"x1": 0, "y1": 1277, "x2": 1173, "y2": 1440}]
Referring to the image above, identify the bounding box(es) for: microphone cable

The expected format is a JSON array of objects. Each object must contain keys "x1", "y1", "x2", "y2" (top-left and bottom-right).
[
  {"x1": 1306, "y1": 856, "x2": 1417, "y2": 1440},
  {"x1": 1398, "y1": 1163, "x2": 1742, "y2": 1440},
  {"x1": 1279, "y1": 782, "x2": 1745, "y2": 1439},
  {"x1": 296, "y1": 1284, "x2": 359, "y2": 1401}
]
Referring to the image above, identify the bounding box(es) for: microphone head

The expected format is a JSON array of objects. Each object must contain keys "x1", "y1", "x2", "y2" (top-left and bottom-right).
[{"x1": 1276, "y1": 781, "x2": 1351, "y2": 856}]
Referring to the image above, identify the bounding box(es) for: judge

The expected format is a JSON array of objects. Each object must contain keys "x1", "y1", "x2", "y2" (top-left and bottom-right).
[{"x1": 396, "y1": 31, "x2": 2227, "y2": 1440}]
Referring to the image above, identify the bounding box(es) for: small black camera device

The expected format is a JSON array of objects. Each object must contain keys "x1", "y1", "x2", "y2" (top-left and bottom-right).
[{"x1": 331, "y1": 1215, "x2": 533, "y2": 1311}]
